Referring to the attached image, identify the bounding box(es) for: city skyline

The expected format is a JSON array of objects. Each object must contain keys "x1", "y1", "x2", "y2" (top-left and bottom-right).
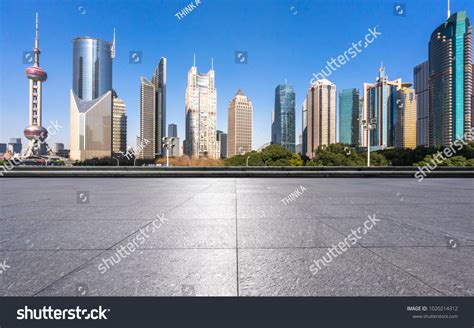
[{"x1": 1, "y1": 0, "x2": 473, "y2": 151}]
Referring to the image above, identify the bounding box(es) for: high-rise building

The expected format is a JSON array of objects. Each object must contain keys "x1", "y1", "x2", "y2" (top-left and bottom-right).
[
  {"x1": 152, "y1": 58, "x2": 167, "y2": 156},
  {"x1": 23, "y1": 14, "x2": 53, "y2": 157},
  {"x1": 227, "y1": 89, "x2": 253, "y2": 157},
  {"x1": 54, "y1": 143, "x2": 64, "y2": 152},
  {"x1": 112, "y1": 91, "x2": 127, "y2": 154},
  {"x1": 305, "y1": 79, "x2": 337, "y2": 158},
  {"x1": 429, "y1": 10, "x2": 472, "y2": 146},
  {"x1": 414, "y1": 61, "x2": 429, "y2": 147},
  {"x1": 69, "y1": 33, "x2": 115, "y2": 161},
  {"x1": 396, "y1": 83, "x2": 417, "y2": 149},
  {"x1": 0, "y1": 144, "x2": 6, "y2": 154},
  {"x1": 7, "y1": 139, "x2": 22, "y2": 154},
  {"x1": 302, "y1": 98, "x2": 308, "y2": 156},
  {"x1": 339, "y1": 89, "x2": 360, "y2": 146},
  {"x1": 217, "y1": 130, "x2": 227, "y2": 158},
  {"x1": 272, "y1": 83, "x2": 295, "y2": 152},
  {"x1": 168, "y1": 123, "x2": 178, "y2": 138},
  {"x1": 184, "y1": 59, "x2": 220, "y2": 158},
  {"x1": 139, "y1": 77, "x2": 156, "y2": 160},
  {"x1": 363, "y1": 65, "x2": 402, "y2": 148}
]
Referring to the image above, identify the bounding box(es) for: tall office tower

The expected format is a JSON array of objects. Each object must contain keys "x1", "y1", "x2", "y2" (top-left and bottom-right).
[
  {"x1": 23, "y1": 14, "x2": 53, "y2": 157},
  {"x1": 339, "y1": 89, "x2": 360, "y2": 146},
  {"x1": 429, "y1": 10, "x2": 472, "y2": 146},
  {"x1": 302, "y1": 98, "x2": 308, "y2": 156},
  {"x1": 151, "y1": 58, "x2": 167, "y2": 155},
  {"x1": 272, "y1": 83, "x2": 296, "y2": 152},
  {"x1": 305, "y1": 79, "x2": 337, "y2": 158},
  {"x1": 168, "y1": 123, "x2": 178, "y2": 138},
  {"x1": 184, "y1": 59, "x2": 220, "y2": 158},
  {"x1": 112, "y1": 91, "x2": 127, "y2": 154},
  {"x1": 70, "y1": 32, "x2": 115, "y2": 161},
  {"x1": 396, "y1": 83, "x2": 417, "y2": 149},
  {"x1": 0, "y1": 144, "x2": 6, "y2": 154},
  {"x1": 216, "y1": 130, "x2": 227, "y2": 158},
  {"x1": 139, "y1": 77, "x2": 156, "y2": 160},
  {"x1": 227, "y1": 89, "x2": 253, "y2": 157},
  {"x1": 363, "y1": 65, "x2": 402, "y2": 148},
  {"x1": 414, "y1": 61, "x2": 429, "y2": 146},
  {"x1": 8, "y1": 138, "x2": 22, "y2": 154}
]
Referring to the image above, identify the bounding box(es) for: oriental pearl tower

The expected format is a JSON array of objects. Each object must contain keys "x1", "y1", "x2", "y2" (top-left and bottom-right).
[{"x1": 23, "y1": 13, "x2": 52, "y2": 157}]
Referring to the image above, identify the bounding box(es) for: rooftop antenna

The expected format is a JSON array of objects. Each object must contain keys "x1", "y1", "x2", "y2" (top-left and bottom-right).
[
  {"x1": 34, "y1": 12, "x2": 39, "y2": 66},
  {"x1": 193, "y1": 53, "x2": 196, "y2": 67},
  {"x1": 447, "y1": 0, "x2": 451, "y2": 18},
  {"x1": 111, "y1": 28, "x2": 116, "y2": 58},
  {"x1": 211, "y1": 57, "x2": 214, "y2": 70},
  {"x1": 285, "y1": 78, "x2": 288, "y2": 84}
]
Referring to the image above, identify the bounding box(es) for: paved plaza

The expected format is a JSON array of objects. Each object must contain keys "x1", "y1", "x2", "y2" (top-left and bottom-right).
[{"x1": 0, "y1": 178, "x2": 472, "y2": 296}]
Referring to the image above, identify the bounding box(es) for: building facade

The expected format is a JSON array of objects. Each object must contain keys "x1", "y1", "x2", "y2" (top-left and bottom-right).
[
  {"x1": 70, "y1": 35, "x2": 115, "y2": 161},
  {"x1": 168, "y1": 123, "x2": 178, "y2": 138},
  {"x1": 217, "y1": 130, "x2": 227, "y2": 159},
  {"x1": 272, "y1": 84, "x2": 295, "y2": 152},
  {"x1": 302, "y1": 98, "x2": 308, "y2": 156},
  {"x1": 396, "y1": 84, "x2": 417, "y2": 149},
  {"x1": 112, "y1": 91, "x2": 127, "y2": 154},
  {"x1": 184, "y1": 62, "x2": 220, "y2": 159},
  {"x1": 428, "y1": 11, "x2": 472, "y2": 146},
  {"x1": 305, "y1": 79, "x2": 337, "y2": 158},
  {"x1": 363, "y1": 66, "x2": 402, "y2": 148},
  {"x1": 414, "y1": 61, "x2": 429, "y2": 147},
  {"x1": 152, "y1": 58, "x2": 167, "y2": 156},
  {"x1": 227, "y1": 89, "x2": 253, "y2": 157},
  {"x1": 139, "y1": 77, "x2": 156, "y2": 160},
  {"x1": 339, "y1": 88, "x2": 360, "y2": 146}
]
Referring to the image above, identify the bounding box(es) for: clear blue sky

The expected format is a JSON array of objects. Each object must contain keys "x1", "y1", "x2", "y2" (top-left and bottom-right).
[{"x1": 1, "y1": 0, "x2": 472, "y2": 149}]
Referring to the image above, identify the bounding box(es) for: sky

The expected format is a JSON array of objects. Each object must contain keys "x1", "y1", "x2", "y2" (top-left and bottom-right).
[{"x1": 1, "y1": 0, "x2": 473, "y2": 150}]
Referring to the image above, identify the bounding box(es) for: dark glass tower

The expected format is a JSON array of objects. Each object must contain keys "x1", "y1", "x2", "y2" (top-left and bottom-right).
[
  {"x1": 429, "y1": 11, "x2": 472, "y2": 146},
  {"x1": 272, "y1": 83, "x2": 296, "y2": 152},
  {"x1": 339, "y1": 89, "x2": 360, "y2": 146},
  {"x1": 152, "y1": 58, "x2": 167, "y2": 156}
]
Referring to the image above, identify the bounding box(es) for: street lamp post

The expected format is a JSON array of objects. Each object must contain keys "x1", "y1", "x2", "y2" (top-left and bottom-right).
[
  {"x1": 162, "y1": 137, "x2": 175, "y2": 167},
  {"x1": 362, "y1": 118, "x2": 377, "y2": 167}
]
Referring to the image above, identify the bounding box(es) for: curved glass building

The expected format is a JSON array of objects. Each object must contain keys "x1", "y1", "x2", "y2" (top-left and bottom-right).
[
  {"x1": 429, "y1": 11, "x2": 472, "y2": 146},
  {"x1": 72, "y1": 37, "x2": 113, "y2": 101},
  {"x1": 272, "y1": 83, "x2": 296, "y2": 153}
]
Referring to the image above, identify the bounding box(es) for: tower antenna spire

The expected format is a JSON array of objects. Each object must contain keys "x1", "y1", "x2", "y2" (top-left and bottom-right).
[
  {"x1": 447, "y1": 0, "x2": 451, "y2": 18},
  {"x1": 211, "y1": 57, "x2": 214, "y2": 70},
  {"x1": 193, "y1": 53, "x2": 196, "y2": 67},
  {"x1": 111, "y1": 28, "x2": 116, "y2": 58}
]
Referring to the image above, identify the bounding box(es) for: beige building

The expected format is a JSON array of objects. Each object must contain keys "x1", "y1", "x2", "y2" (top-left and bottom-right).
[
  {"x1": 305, "y1": 79, "x2": 337, "y2": 158},
  {"x1": 227, "y1": 89, "x2": 253, "y2": 157},
  {"x1": 396, "y1": 84, "x2": 417, "y2": 149},
  {"x1": 69, "y1": 90, "x2": 113, "y2": 161},
  {"x1": 184, "y1": 61, "x2": 220, "y2": 159},
  {"x1": 139, "y1": 77, "x2": 156, "y2": 160},
  {"x1": 112, "y1": 93, "x2": 127, "y2": 154}
]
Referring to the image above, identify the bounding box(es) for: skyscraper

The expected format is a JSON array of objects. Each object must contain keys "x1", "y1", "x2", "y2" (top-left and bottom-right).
[
  {"x1": 363, "y1": 66, "x2": 402, "y2": 148},
  {"x1": 272, "y1": 83, "x2": 295, "y2": 152},
  {"x1": 216, "y1": 130, "x2": 227, "y2": 159},
  {"x1": 69, "y1": 33, "x2": 115, "y2": 161},
  {"x1": 396, "y1": 83, "x2": 417, "y2": 149},
  {"x1": 112, "y1": 91, "x2": 127, "y2": 154},
  {"x1": 339, "y1": 89, "x2": 360, "y2": 146},
  {"x1": 227, "y1": 89, "x2": 253, "y2": 157},
  {"x1": 139, "y1": 77, "x2": 156, "y2": 160},
  {"x1": 184, "y1": 58, "x2": 220, "y2": 159},
  {"x1": 168, "y1": 123, "x2": 178, "y2": 138},
  {"x1": 414, "y1": 61, "x2": 429, "y2": 147},
  {"x1": 429, "y1": 10, "x2": 472, "y2": 146},
  {"x1": 23, "y1": 13, "x2": 53, "y2": 157},
  {"x1": 305, "y1": 79, "x2": 337, "y2": 158},
  {"x1": 302, "y1": 98, "x2": 308, "y2": 156},
  {"x1": 152, "y1": 58, "x2": 167, "y2": 156}
]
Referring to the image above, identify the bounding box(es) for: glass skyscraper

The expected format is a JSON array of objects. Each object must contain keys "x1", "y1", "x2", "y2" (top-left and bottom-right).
[
  {"x1": 429, "y1": 11, "x2": 472, "y2": 146},
  {"x1": 339, "y1": 89, "x2": 360, "y2": 146},
  {"x1": 272, "y1": 83, "x2": 295, "y2": 152}
]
